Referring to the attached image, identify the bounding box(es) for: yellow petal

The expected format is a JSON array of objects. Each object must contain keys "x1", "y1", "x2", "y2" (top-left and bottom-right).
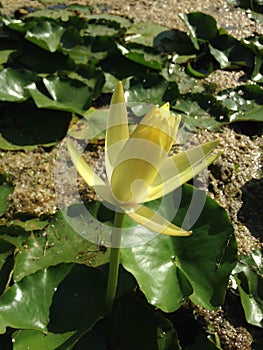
[
  {"x1": 105, "y1": 81, "x2": 129, "y2": 180},
  {"x1": 110, "y1": 138, "x2": 169, "y2": 203},
  {"x1": 127, "y1": 205, "x2": 192, "y2": 236},
  {"x1": 110, "y1": 107, "x2": 181, "y2": 203},
  {"x1": 147, "y1": 140, "x2": 220, "y2": 201},
  {"x1": 67, "y1": 138, "x2": 115, "y2": 204},
  {"x1": 130, "y1": 105, "x2": 181, "y2": 154}
]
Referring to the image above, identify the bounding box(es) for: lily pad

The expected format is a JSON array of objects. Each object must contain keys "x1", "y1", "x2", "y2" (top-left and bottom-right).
[
  {"x1": 232, "y1": 249, "x2": 263, "y2": 327},
  {"x1": 121, "y1": 184, "x2": 237, "y2": 312},
  {"x1": 25, "y1": 20, "x2": 65, "y2": 52},
  {"x1": 13, "y1": 206, "x2": 110, "y2": 282},
  {"x1": 0, "y1": 101, "x2": 71, "y2": 149}
]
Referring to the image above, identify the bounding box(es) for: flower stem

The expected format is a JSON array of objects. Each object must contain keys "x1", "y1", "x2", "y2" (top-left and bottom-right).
[{"x1": 105, "y1": 211, "x2": 125, "y2": 315}]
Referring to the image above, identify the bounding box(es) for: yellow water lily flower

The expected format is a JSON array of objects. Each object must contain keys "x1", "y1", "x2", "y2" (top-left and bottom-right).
[{"x1": 67, "y1": 82, "x2": 220, "y2": 236}]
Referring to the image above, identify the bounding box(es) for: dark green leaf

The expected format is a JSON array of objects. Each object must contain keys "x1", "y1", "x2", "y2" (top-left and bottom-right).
[
  {"x1": 123, "y1": 43, "x2": 164, "y2": 70},
  {"x1": 48, "y1": 264, "x2": 106, "y2": 332},
  {"x1": 0, "y1": 102, "x2": 71, "y2": 150},
  {"x1": 179, "y1": 12, "x2": 218, "y2": 50},
  {"x1": 153, "y1": 29, "x2": 197, "y2": 55},
  {"x1": 74, "y1": 294, "x2": 181, "y2": 350},
  {"x1": 100, "y1": 52, "x2": 147, "y2": 79},
  {"x1": 232, "y1": 249, "x2": 263, "y2": 327},
  {"x1": 174, "y1": 93, "x2": 229, "y2": 131},
  {"x1": 11, "y1": 41, "x2": 74, "y2": 74},
  {"x1": 209, "y1": 33, "x2": 254, "y2": 69},
  {"x1": 121, "y1": 184, "x2": 237, "y2": 312},
  {"x1": 0, "y1": 183, "x2": 14, "y2": 217},
  {"x1": 125, "y1": 73, "x2": 169, "y2": 105}
]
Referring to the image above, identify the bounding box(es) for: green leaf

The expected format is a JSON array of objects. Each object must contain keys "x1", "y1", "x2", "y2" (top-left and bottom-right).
[
  {"x1": 125, "y1": 21, "x2": 169, "y2": 47},
  {"x1": 125, "y1": 73, "x2": 169, "y2": 105},
  {"x1": 12, "y1": 330, "x2": 76, "y2": 350},
  {"x1": 217, "y1": 84, "x2": 263, "y2": 122},
  {"x1": 0, "y1": 264, "x2": 106, "y2": 338},
  {"x1": 179, "y1": 12, "x2": 218, "y2": 50},
  {"x1": 174, "y1": 93, "x2": 229, "y2": 131},
  {"x1": 0, "y1": 183, "x2": 14, "y2": 217},
  {"x1": 28, "y1": 76, "x2": 94, "y2": 114},
  {"x1": 48, "y1": 264, "x2": 106, "y2": 332},
  {"x1": 100, "y1": 52, "x2": 147, "y2": 79},
  {"x1": 122, "y1": 43, "x2": 164, "y2": 70},
  {"x1": 25, "y1": 20, "x2": 65, "y2": 52},
  {"x1": 13, "y1": 206, "x2": 110, "y2": 282},
  {"x1": 12, "y1": 41, "x2": 74, "y2": 74},
  {"x1": 0, "y1": 102, "x2": 71, "y2": 150},
  {"x1": 121, "y1": 184, "x2": 237, "y2": 312},
  {"x1": 73, "y1": 294, "x2": 181, "y2": 350},
  {"x1": 0, "y1": 69, "x2": 39, "y2": 102},
  {"x1": 232, "y1": 249, "x2": 263, "y2": 327},
  {"x1": 68, "y1": 108, "x2": 108, "y2": 141},
  {"x1": 209, "y1": 33, "x2": 254, "y2": 69},
  {"x1": 0, "y1": 264, "x2": 73, "y2": 334},
  {"x1": 153, "y1": 29, "x2": 197, "y2": 55}
]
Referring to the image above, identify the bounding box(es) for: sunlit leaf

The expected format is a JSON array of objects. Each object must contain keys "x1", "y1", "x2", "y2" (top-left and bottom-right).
[
  {"x1": 125, "y1": 73, "x2": 168, "y2": 105},
  {"x1": 232, "y1": 249, "x2": 263, "y2": 327},
  {"x1": 209, "y1": 32, "x2": 254, "y2": 69},
  {"x1": 0, "y1": 69, "x2": 39, "y2": 102},
  {"x1": 125, "y1": 21, "x2": 168, "y2": 47},
  {"x1": 12, "y1": 330, "x2": 76, "y2": 350},
  {"x1": 25, "y1": 20, "x2": 65, "y2": 52},
  {"x1": 28, "y1": 76, "x2": 94, "y2": 114},
  {"x1": 122, "y1": 43, "x2": 164, "y2": 70},
  {"x1": 121, "y1": 184, "x2": 237, "y2": 312},
  {"x1": 0, "y1": 264, "x2": 106, "y2": 336},
  {"x1": 13, "y1": 206, "x2": 110, "y2": 282},
  {"x1": 0, "y1": 264, "x2": 73, "y2": 334},
  {"x1": 217, "y1": 84, "x2": 263, "y2": 122}
]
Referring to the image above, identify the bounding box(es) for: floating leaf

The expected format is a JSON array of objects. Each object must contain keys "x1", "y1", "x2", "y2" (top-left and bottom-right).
[
  {"x1": 0, "y1": 69, "x2": 39, "y2": 102},
  {"x1": 13, "y1": 206, "x2": 110, "y2": 282},
  {"x1": 125, "y1": 73, "x2": 169, "y2": 105},
  {"x1": 174, "y1": 93, "x2": 229, "y2": 131},
  {"x1": 0, "y1": 264, "x2": 106, "y2": 337},
  {"x1": 0, "y1": 102, "x2": 71, "y2": 149},
  {"x1": 217, "y1": 84, "x2": 263, "y2": 122},
  {"x1": 121, "y1": 184, "x2": 237, "y2": 312},
  {"x1": 122, "y1": 43, "x2": 164, "y2": 70},
  {"x1": 232, "y1": 249, "x2": 263, "y2": 327},
  {"x1": 12, "y1": 330, "x2": 76, "y2": 350},
  {"x1": 0, "y1": 264, "x2": 73, "y2": 334},
  {"x1": 28, "y1": 76, "x2": 94, "y2": 114},
  {"x1": 209, "y1": 32, "x2": 254, "y2": 69},
  {"x1": 179, "y1": 12, "x2": 218, "y2": 50},
  {"x1": 73, "y1": 294, "x2": 181, "y2": 350},
  {"x1": 25, "y1": 20, "x2": 65, "y2": 52},
  {"x1": 125, "y1": 21, "x2": 169, "y2": 47}
]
